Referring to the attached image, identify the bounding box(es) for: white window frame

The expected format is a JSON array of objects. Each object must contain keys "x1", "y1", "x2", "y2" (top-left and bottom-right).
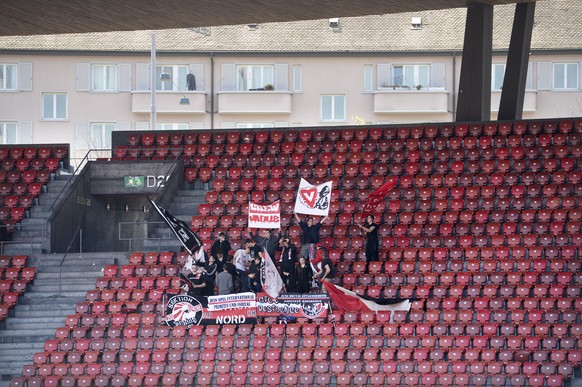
[
  {"x1": 364, "y1": 64, "x2": 373, "y2": 92},
  {"x1": 0, "y1": 122, "x2": 19, "y2": 144},
  {"x1": 156, "y1": 65, "x2": 189, "y2": 91},
  {"x1": 552, "y1": 62, "x2": 579, "y2": 90},
  {"x1": 321, "y1": 95, "x2": 346, "y2": 122},
  {"x1": 0, "y1": 63, "x2": 17, "y2": 91},
  {"x1": 236, "y1": 65, "x2": 274, "y2": 91},
  {"x1": 157, "y1": 123, "x2": 189, "y2": 130},
  {"x1": 90, "y1": 122, "x2": 116, "y2": 148},
  {"x1": 293, "y1": 65, "x2": 302, "y2": 92},
  {"x1": 92, "y1": 64, "x2": 118, "y2": 92},
  {"x1": 492, "y1": 63, "x2": 505, "y2": 91},
  {"x1": 42, "y1": 93, "x2": 68, "y2": 120},
  {"x1": 235, "y1": 122, "x2": 275, "y2": 129},
  {"x1": 395, "y1": 64, "x2": 430, "y2": 89}
]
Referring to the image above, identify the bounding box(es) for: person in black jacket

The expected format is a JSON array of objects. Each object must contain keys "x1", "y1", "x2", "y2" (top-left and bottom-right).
[
  {"x1": 296, "y1": 256, "x2": 312, "y2": 294},
  {"x1": 294, "y1": 212, "x2": 328, "y2": 259},
  {"x1": 203, "y1": 255, "x2": 218, "y2": 296},
  {"x1": 277, "y1": 237, "x2": 298, "y2": 290},
  {"x1": 249, "y1": 228, "x2": 281, "y2": 259},
  {"x1": 210, "y1": 232, "x2": 231, "y2": 261},
  {"x1": 359, "y1": 215, "x2": 379, "y2": 263},
  {"x1": 247, "y1": 255, "x2": 263, "y2": 293}
]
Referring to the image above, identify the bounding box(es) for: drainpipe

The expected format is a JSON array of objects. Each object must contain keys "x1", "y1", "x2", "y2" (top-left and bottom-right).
[
  {"x1": 210, "y1": 53, "x2": 215, "y2": 130},
  {"x1": 452, "y1": 51, "x2": 457, "y2": 120}
]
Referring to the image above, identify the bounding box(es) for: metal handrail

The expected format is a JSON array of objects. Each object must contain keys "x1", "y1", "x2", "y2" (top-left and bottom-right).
[
  {"x1": 0, "y1": 223, "x2": 48, "y2": 254},
  {"x1": 58, "y1": 224, "x2": 83, "y2": 297}
]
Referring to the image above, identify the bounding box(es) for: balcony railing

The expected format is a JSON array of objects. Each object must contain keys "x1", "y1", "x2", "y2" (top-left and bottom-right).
[
  {"x1": 491, "y1": 90, "x2": 537, "y2": 112},
  {"x1": 131, "y1": 91, "x2": 206, "y2": 114},
  {"x1": 218, "y1": 91, "x2": 292, "y2": 114},
  {"x1": 373, "y1": 89, "x2": 449, "y2": 114}
]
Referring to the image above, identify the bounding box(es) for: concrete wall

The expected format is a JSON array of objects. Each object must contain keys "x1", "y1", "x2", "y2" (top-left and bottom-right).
[{"x1": 49, "y1": 160, "x2": 183, "y2": 253}]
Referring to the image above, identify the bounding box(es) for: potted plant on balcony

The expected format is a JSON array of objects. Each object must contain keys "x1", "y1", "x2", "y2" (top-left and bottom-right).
[{"x1": 264, "y1": 84, "x2": 274, "y2": 90}]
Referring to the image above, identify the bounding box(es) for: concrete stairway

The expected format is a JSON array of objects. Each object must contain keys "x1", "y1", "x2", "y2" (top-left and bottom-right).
[
  {"x1": 3, "y1": 174, "x2": 71, "y2": 256},
  {"x1": 0, "y1": 252, "x2": 126, "y2": 382}
]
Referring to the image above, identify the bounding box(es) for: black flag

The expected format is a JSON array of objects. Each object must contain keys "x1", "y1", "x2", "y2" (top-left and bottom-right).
[{"x1": 149, "y1": 199, "x2": 202, "y2": 255}]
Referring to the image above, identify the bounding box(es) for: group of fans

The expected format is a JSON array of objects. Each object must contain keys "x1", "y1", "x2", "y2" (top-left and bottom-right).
[{"x1": 180, "y1": 213, "x2": 379, "y2": 298}]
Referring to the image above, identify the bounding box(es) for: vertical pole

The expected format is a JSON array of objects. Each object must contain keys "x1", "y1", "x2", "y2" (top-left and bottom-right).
[
  {"x1": 498, "y1": 2, "x2": 535, "y2": 120},
  {"x1": 150, "y1": 32, "x2": 157, "y2": 131}
]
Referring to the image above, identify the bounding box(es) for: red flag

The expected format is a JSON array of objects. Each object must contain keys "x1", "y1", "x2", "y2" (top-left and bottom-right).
[
  {"x1": 323, "y1": 281, "x2": 411, "y2": 314},
  {"x1": 360, "y1": 178, "x2": 397, "y2": 220}
]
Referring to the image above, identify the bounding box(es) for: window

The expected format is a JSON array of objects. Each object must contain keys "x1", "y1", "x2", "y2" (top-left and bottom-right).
[
  {"x1": 0, "y1": 122, "x2": 18, "y2": 144},
  {"x1": 157, "y1": 123, "x2": 189, "y2": 130},
  {"x1": 394, "y1": 65, "x2": 430, "y2": 88},
  {"x1": 492, "y1": 62, "x2": 533, "y2": 91},
  {"x1": 553, "y1": 63, "x2": 579, "y2": 90},
  {"x1": 492, "y1": 64, "x2": 505, "y2": 90},
  {"x1": 0, "y1": 64, "x2": 17, "y2": 90},
  {"x1": 90, "y1": 122, "x2": 116, "y2": 148},
  {"x1": 364, "y1": 65, "x2": 373, "y2": 92},
  {"x1": 293, "y1": 65, "x2": 302, "y2": 92},
  {"x1": 156, "y1": 65, "x2": 188, "y2": 91},
  {"x1": 321, "y1": 95, "x2": 345, "y2": 121},
  {"x1": 42, "y1": 93, "x2": 67, "y2": 120},
  {"x1": 236, "y1": 65, "x2": 274, "y2": 91},
  {"x1": 92, "y1": 64, "x2": 117, "y2": 91},
  {"x1": 378, "y1": 63, "x2": 435, "y2": 89},
  {"x1": 235, "y1": 122, "x2": 275, "y2": 128}
]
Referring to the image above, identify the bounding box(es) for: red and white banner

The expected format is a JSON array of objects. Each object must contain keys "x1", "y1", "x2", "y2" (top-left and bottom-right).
[
  {"x1": 256, "y1": 292, "x2": 329, "y2": 319},
  {"x1": 294, "y1": 178, "x2": 333, "y2": 216},
  {"x1": 323, "y1": 281, "x2": 411, "y2": 318},
  {"x1": 360, "y1": 178, "x2": 398, "y2": 220},
  {"x1": 248, "y1": 201, "x2": 281, "y2": 229}
]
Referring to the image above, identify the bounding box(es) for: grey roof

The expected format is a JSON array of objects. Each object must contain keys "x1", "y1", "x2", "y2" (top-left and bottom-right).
[{"x1": 0, "y1": 0, "x2": 580, "y2": 53}]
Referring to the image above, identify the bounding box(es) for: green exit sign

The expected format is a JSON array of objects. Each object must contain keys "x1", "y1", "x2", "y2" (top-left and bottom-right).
[{"x1": 124, "y1": 176, "x2": 144, "y2": 188}]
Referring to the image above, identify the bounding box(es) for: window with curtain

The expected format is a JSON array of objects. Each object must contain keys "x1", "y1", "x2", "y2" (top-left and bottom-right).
[
  {"x1": 92, "y1": 64, "x2": 117, "y2": 91},
  {"x1": 236, "y1": 65, "x2": 274, "y2": 91},
  {"x1": 0, "y1": 64, "x2": 17, "y2": 90},
  {"x1": 156, "y1": 65, "x2": 188, "y2": 91},
  {"x1": 0, "y1": 122, "x2": 18, "y2": 144}
]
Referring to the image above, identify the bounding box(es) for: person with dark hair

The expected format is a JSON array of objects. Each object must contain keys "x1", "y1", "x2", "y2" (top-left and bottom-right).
[
  {"x1": 244, "y1": 238, "x2": 263, "y2": 260},
  {"x1": 203, "y1": 255, "x2": 218, "y2": 296},
  {"x1": 234, "y1": 245, "x2": 252, "y2": 292},
  {"x1": 315, "y1": 250, "x2": 334, "y2": 292},
  {"x1": 277, "y1": 236, "x2": 298, "y2": 290},
  {"x1": 249, "y1": 228, "x2": 281, "y2": 259},
  {"x1": 294, "y1": 212, "x2": 328, "y2": 259},
  {"x1": 296, "y1": 256, "x2": 313, "y2": 294},
  {"x1": 210, "y1": 232, "x2": 231, "y2": 261},
  {"x1": 359, "y1": 214, "x2": 379, "y2": 263},
  {"x1": 247, "y1": 255, "x2": 263, "y2": 293},
  {"x1": 215, "y1": 263, "x2": 234, "y2": 295}
]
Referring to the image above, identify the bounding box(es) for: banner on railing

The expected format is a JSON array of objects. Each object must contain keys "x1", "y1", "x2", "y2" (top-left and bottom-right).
[
  {"x1": 163, "y1": 291, "x2": 330, "y2": 326},
  {"x1": 163, "y1": 293, "x2": 257, "y2": 326},
  {"x1": 256, "y1": 292, "x2": 330, "y2": 319}
]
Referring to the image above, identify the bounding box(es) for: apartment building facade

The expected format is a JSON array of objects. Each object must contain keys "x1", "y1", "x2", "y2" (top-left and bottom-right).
[{"x1": 0, "y1": 1, "x2": 581, "y2": 163}]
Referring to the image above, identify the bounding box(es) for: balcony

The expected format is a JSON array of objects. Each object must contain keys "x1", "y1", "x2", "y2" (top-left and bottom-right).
[
  {"x1": 218, "y1": 91, "x2": 292, "y2": 114},
  {"x1": 373, "y1": 89, "x2": 449, "y2": 114},
  {"x1": 491, "y1": 90, "x2": 537, "y2": 112},
  {"x1": 131, "y1": 91, "x2": 206, "y2": 114}
]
